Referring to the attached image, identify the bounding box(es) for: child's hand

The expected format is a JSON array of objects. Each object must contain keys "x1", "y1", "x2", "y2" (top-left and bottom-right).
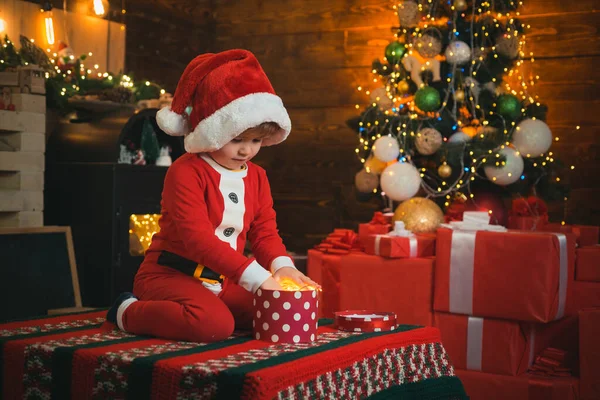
[
  {"x1": 274, "y1": 267, "x2": 321, "y2": 290},
  {"x1": 259, "y1": 277, "x2": 283, "y2": 291}
]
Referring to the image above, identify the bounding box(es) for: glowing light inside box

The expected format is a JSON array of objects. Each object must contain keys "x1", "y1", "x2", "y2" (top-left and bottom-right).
[
  {"x1": 129, "y1": 214, "x2": 161, "y2": 256},
  {"x1": 278, "y1": 278, "x2": 320, "y2": 292}
]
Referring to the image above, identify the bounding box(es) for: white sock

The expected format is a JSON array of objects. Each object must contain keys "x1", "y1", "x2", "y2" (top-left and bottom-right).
[{"x1": 116, "y1": 298, "x2": 138, "y2": 331}]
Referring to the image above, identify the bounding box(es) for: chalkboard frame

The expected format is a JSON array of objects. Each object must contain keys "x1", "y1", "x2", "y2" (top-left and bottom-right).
[{"x1": 0, "y1": 226, "x2": 82, "y2": 310}]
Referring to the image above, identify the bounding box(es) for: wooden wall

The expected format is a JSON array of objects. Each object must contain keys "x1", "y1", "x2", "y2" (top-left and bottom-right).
[
  {"x1": 5, "y1": 0, "x2": 125, "y2": 74},
  {"x1": 120, "y1": 0, "x2": 600, "y2": 252}
]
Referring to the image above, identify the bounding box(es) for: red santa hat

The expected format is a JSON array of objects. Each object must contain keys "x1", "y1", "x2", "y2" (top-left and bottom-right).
[{"x1": 156, "y1": 49, "x2": 291, "y2": 153}]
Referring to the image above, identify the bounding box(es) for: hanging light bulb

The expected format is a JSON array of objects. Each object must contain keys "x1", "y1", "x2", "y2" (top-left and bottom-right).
[
  {"x1": 41, "y1": 1, "x2": 55, "y2": 45},
  {"x1": 93, "y1": 0, "x2": 105, "y2": 16}
]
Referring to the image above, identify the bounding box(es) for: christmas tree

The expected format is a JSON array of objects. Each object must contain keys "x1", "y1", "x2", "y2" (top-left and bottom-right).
[
  {"x1": 141, "y1": 118, "x2": 160, "y2": 164},
  {"x1": 349, "y1": 0, "x2": 570, "y2": 224}
]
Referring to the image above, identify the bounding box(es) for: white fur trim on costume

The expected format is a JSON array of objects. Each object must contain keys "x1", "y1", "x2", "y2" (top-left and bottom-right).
[
  {"x1": 184, "y1": 92, "x2": 292, "y2": 153},
  {"x1": 116, "y1": 297, "x2": 138, "y2": 331},
  {"x1": 239, "y1": 260, "x2": 272, "y2": 293},
  {"x1": 156, "y1": 106, "x2": 189, "y2": 136},
  {"x1": 270, "y1": 256, "x2": 296, "y2": 274}
]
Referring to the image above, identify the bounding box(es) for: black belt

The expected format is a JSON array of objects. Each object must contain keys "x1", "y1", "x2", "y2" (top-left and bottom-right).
[{"x1": 157, "y1": 250, "x2": 224, "y2": 284}]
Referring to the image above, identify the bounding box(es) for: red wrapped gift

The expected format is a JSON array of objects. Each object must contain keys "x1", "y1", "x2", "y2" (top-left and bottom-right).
[
  {"x1": 507, "y1": 215, "x2": 549, "y2": 231},
  {"x1": 252, "y1": 287, "x2": 319, "y2": 343},
  {"x1": 566, "y1": 281, "x2": 600, "y2": 315},
  {"x1": 364, "y1": 233, "x2": 436, "y2": 258},
  {"x1": 456, "y1": 369, "x2": 579, "y2": 400},
  {"x1": 576, "y1": 246, "x2": 600, "y2": 282},
  {"x1": 541, "y1": 223, "x2": 600, "y2": 247},
  {"x1": 507, "y1": 197, "x2": 549, "y2": 231},
  {"x1": 306, "y1": 249, "x2": 433, "y2": 326},
  {"x1": 434, "y1": 220, "x2": 576, "y2": 323},
  {"x1": 580, "y1": 308, "x2": 600, "y2": 400},
  {"x1": 358, "y1": 212, "x2": 392, "y2": 247},
  {"x1": 434, "y1": 312, "x2": 533, "y2": 376}
]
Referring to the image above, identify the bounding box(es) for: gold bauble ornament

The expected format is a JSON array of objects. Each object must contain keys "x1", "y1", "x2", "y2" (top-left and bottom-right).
[
  {"x1": 364, "y1": 155, "x2": 388, "y2": 175},
  {"x1": 438, "y1": 163, "x2": 452, "y2": 178},
  {"x1": 397, "y1": 80, "x2": 410, "y2": 93},
  {"x1": 454, "y1": 0, "x2": 468, "y2": 11},
  {"x1": 454, "y1": 89, "x2": 466, "y2": 103},
  {"x1": 393, "y1": 197, "x2": 444, "y2": 233}
]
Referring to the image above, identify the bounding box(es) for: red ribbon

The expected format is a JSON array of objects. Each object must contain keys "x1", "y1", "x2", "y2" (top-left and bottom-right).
[
  {"x1": 528, "y1": 347, "x2": 573, "y2": 377},
  {"x1": 370, "y1": 212, "x2": 390, "y2": 225},
  {"x1": 315, "y1": 229, "x2": 362, "y2": 255},
  {"x1": 510, "y1": 196, "x2": 548, "y2": 217}
]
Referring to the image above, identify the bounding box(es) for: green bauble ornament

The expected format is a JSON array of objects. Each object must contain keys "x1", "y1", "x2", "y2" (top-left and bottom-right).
[
  {"x1": 415, "y1": 87, "x2": 441, "y2": 112},
  {"x1": 495, "y1": 94, "x2": 522, "y2": 120},
  {"x1": 385, "y1": 41, "x2": 407, "y2": 64}
]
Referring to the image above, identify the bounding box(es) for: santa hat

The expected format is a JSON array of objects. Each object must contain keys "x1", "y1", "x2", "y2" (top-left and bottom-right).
[{"x1": 156, "y1": 49, "x2": 291, "y2": 153}]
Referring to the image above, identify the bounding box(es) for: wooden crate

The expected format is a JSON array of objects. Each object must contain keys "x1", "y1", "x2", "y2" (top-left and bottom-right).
[
  {"x1": 0, "y1": 110, "x2": 45, "y2": 133},
  {"x1": 10, "y1": 94, "x2": 46, "y2": 114},
  {"x1": 0, "y1": 108, "x2": 46, "y2": 228},
  {"x1": 0, "y1": 132, "x2": 45, "y2": 152},
  {"x1": 0, "y1": 211, "x2": 43, "y2": 227}
]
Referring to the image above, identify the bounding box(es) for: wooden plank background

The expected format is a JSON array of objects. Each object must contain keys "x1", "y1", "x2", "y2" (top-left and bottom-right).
[
  {"x1": 118, "y1": 0, "x2": 600, "y2": 251},
  {"x1": 4, "y1": 0, "x2": 125, "y2": 74}
]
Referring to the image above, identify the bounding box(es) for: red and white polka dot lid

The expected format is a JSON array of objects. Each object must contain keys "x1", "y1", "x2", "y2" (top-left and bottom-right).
[
  {"x1": 334, "y1": 310, "x2": 397, "y2": 333},
  {"x1": 253, "y1": 288, "x2": 319, "y2": 343}
]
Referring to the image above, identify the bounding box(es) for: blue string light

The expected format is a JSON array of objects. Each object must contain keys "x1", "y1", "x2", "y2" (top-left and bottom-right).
[
  {"x1": 464, "y1": 167, "x2": 470, "y2": 172},
  {"x1": 520, "y1": 175, "x2": 525, "y2": 180}
]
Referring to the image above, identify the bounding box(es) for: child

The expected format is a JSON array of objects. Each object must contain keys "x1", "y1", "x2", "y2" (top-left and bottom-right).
[{"x1": 107, "y1": 49, "x2": 319, "y2": 343}]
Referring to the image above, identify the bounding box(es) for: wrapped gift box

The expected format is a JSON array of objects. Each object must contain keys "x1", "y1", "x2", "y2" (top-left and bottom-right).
[
  {"x1": 434, "y1": 227, "x2": 576, "y2": 323},
  {"x1": 540, "y1": 223, "x2": 599, "y2": 247},
  {"x1": 357, "y1": 212, "x2": 392, "y2": 247},
  {"x1": 363, "y1": 233, "x2": 436, "y2": 258},
  {"x1": 566, "y1": 281, "x2": 600, "y2": 315},
  {"x1": 576, "y1": 246, "x2": 600, "y2": 282},
  {"x1": 506, "y1": 215, "x2": 548, "y2": 231},
  {"x1": 433, "y1": 312, "x2": 532, "y2": 376},
  {"x1": 252, "y1": 287, "x2": 319, "y2": 343},
  {"x1": 307, "y1": 249, "x2": 434, "y2": 326},
  {"x1": 456, "y1": 370, "x2": 579, "y2": 400},
  {"x1": 580, "y1": 308, "x2": 600, "y2": 400}
]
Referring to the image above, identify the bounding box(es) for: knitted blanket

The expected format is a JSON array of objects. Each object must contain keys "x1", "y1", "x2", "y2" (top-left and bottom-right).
[{"x1": 1, "y1": 310, "x2": 466, "y2": 399}]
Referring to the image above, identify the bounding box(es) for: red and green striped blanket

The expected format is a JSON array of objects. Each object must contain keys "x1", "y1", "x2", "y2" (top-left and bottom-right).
[{"x1": 1, "y1": 310, "x2": 466, "y2": 399}]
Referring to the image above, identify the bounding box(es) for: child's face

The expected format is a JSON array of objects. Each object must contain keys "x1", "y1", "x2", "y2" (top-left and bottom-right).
[{"x1": 209, "y1": 129, "x2": 264, "y2": 170}]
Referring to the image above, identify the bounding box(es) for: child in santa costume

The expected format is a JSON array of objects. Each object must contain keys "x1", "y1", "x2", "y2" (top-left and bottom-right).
[{"x1": 107, "y1": 49, "x2": 319, "y2": 342}]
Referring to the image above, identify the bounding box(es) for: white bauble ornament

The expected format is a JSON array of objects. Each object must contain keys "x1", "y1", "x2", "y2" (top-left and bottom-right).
[
  {"x1": 415, "y1": 128, "x2": 443, "y2": 155},
  {"x1": 372, "y1": 136, "x2": 400, "y2": 162},
  {"x1": 512, "y1": 119, "x2": 553, "y2": 157},
  {"x1": 355, "y1": 169, "x2": 380, "y2": 193},
  {"x1": 380, "y1": 162, "x2": 422, "y2": 201},
  {"x1": 397, "y1": 1, "x2": 420, "y2": 27},
  {"x1": 484, "y1": 147, "x2": 524, "y2": 185},
  {"x1": 445, "y1": 41, "x2": 472, "y2": 65},
  {"x1": 369, "y1": 87, "x2": 393, "y2": 109},
  {"x1": 448, "y1": 131, "x2": 472, "y2": 144}
]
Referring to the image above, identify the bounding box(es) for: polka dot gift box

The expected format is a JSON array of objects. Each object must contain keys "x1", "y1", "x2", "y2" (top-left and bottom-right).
[
  {"x1": 334, "y1": 310, "x2": 398, "y2": 333},
  {"x1": 253, "y1": 288, "x2": 319, "y2": 343}
]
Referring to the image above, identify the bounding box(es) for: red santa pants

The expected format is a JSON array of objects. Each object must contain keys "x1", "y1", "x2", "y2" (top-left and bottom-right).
[{"x1": 121, "y1": 253, "x2": 254, "y2": 342}]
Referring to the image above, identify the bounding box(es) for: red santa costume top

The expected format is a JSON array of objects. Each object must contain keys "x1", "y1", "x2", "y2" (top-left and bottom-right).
[
  {"x1": 153, "y1": 49, "x2": 295, "y2": 295},
  {"x1": 146, "y1": 152, "x2": 294, "y2": 295}
]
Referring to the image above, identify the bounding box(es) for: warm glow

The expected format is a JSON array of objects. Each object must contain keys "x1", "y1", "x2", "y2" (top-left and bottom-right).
[
  {"x1": 0, "y1": 18, "x2": 6, "y2": 33},
  {"x1": 129, "y1": 214, "x2": 161, "y2": 255},
  {"x1": 93, "y1": 0, "x2": 105, "y2": 16},
  {"x1": 45, "y1": 16, "x2": 55, "y2": 45},
  {"x1": 278, "y1": 278, "x2": 319, "y2": 291}
]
